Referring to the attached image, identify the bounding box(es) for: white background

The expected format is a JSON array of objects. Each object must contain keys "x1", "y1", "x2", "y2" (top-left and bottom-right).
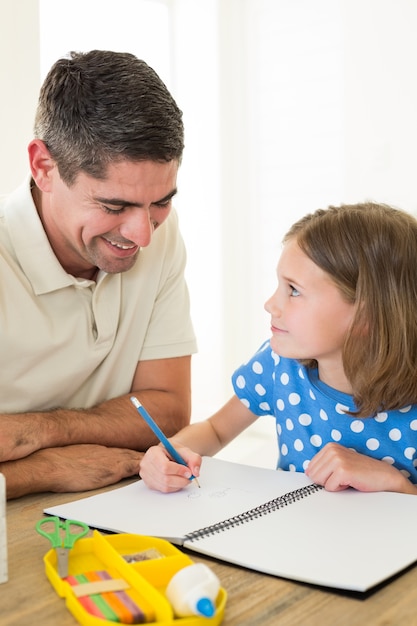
[{"x1": 1, "y1": 2, "x2": 417, "y2": 465}]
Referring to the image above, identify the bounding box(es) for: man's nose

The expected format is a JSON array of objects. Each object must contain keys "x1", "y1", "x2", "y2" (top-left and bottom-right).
[{"x1": 120, "y1": 209, "x2": 154, "y2": 247}]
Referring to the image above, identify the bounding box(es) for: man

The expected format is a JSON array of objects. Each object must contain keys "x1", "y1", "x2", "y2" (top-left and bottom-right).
[{"x1": 0, "y1": 50, "x2": 197, "y2": 499}]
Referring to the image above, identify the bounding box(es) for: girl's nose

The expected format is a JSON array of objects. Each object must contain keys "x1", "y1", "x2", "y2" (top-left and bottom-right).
[{"x1": 264, "y1": 290, "x2": 281, "y2": 316}]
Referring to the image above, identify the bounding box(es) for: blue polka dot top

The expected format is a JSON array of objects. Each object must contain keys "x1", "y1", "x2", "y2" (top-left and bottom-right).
[{"x1": 232, "y1": 340, "x2": 417, "y2": 483}]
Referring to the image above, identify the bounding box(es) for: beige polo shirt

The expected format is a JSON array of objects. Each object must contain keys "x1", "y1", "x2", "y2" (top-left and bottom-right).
[{"x1": 0, "y1": 179, "x2": 197, "y2": 412}]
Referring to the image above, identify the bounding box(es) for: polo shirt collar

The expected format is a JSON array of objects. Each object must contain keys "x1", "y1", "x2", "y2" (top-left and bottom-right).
[{"x1": 4, "y1": 178, "x2": 84, "y2": 295}]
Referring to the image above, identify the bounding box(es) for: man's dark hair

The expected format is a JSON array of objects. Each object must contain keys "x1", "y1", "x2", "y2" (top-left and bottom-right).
[{"x1": 34, "y1": 50, "x2": 184, "y2": 185}]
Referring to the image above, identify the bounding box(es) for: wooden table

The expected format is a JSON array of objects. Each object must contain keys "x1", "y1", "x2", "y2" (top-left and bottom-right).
[{"x1": 3, "y1": 482, "x2": 417, "y2": 626}]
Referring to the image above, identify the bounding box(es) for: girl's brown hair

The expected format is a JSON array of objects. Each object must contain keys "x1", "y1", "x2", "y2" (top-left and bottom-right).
[{"x1": 284, "y1": 202, "x2": 417, "y2": 417}]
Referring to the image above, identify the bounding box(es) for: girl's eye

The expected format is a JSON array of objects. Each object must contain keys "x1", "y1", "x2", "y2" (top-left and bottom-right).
[{"x1": 289, "y1": 285, "x2": 300, "y2": 297}]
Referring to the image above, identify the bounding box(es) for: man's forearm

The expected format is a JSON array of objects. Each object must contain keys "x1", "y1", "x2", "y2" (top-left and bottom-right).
[
  {"x1": 1, "y1": 450, "x2": 64, "y2": 499},
  {"x1": 1, "y1": 444, "x2": 144, "y2": 500},
  {"x1": 0, "y1": 391, "x2": 189, "y2": 463},
  {"x1": 0, "y1": 457, "x2": 46, "y2": 499}
]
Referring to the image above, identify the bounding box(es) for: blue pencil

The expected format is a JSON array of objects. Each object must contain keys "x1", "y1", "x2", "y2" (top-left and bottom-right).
[{"x1": 130, "y1": 396, "x2": 200, "y2": 487}]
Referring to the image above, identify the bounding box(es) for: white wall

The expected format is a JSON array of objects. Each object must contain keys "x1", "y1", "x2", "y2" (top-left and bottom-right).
[
  {"x1": 0, "y1": 1, "x2": 40, "y2": 194},
  {"x1": 343, "y1": 0, "x2": 417, "y2": 210},
  {"x1": 2, "y1": 0, "x2": 417, "y2": 432}
]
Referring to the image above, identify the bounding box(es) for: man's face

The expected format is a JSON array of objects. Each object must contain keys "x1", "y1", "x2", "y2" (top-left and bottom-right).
[{"x1": 38, "y1": 159, "x2": 179, "y2": 278}]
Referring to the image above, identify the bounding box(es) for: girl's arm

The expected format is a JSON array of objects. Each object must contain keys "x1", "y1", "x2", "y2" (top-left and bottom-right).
[
  {"x1": 139, "y1": 395, "x2": 258, "y2": 492},
  {"x1": 306, "y1": 442, "x2": 417, "y2": 495}
]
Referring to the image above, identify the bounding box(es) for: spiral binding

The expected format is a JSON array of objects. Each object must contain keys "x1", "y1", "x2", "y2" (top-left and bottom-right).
[{"x1": 184, "y1": 483, "x2": 323, "y2": 542}]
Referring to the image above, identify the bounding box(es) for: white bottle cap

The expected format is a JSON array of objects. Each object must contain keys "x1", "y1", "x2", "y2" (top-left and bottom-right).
[{"x1": 166, "y1": 563, "x2": 220, "y2": 617}]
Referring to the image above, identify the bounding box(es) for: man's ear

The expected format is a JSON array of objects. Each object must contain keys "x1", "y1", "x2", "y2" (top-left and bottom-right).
[{"x1": 28, "y1": 139, "x2": 56, "y2": 192}]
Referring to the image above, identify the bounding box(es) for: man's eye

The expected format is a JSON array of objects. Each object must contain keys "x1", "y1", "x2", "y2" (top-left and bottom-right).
[
  {"x1": 153, "y1": 200, "x2": 171, "y2": 208},
  {"x1": 290, "y1": 285, "x2": 300, "y2": 297},
  {"x1": 103, "y1": 205, "x2": 125, "y2": 215}
]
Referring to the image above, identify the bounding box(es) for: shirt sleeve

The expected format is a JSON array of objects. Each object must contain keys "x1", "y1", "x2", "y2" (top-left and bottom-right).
[{"x1": 231, "y1": 339, "x2": 277, "y2": 416}]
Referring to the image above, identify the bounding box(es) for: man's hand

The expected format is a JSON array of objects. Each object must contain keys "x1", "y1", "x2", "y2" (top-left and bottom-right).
[
  {"x1": 0, "y1": 412, "x2": 48, "y2": 461},
  {"x1": 305, "y1": 442, "x2": 417, "y2": 495},
  {"x1": 1, "y1": 444, "x2": 143, "y2": 499}
]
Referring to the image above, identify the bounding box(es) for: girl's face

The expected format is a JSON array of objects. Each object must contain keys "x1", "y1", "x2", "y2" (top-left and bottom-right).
[{"x1": 264, "y1": 239, "x2": 355, "y2": 386}]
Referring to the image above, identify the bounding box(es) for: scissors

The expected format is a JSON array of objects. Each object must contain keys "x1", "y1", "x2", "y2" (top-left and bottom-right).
[{"x1": 36, "y1": 516, "x2": 89, "y2": 577}]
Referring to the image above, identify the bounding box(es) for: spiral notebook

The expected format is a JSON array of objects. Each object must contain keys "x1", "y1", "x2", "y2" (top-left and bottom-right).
[{"x1": 44, "y1": 456, "x2": 417, "y2": 592}]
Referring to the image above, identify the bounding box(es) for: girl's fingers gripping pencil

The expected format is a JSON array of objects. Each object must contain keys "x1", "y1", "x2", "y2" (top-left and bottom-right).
[{"x1": 130, "y1": 396, "x2": 200, "y2": 487}]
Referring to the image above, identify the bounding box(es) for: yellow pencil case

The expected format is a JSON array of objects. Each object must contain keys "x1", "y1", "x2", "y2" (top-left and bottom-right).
[{"x1": 43, "y1": 530, "x2": 227, "y2": 625}]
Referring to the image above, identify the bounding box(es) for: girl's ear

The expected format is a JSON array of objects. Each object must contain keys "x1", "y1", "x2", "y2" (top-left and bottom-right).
[{"x1": 28, "y1": 139, "x2": 56, "y2": 192}]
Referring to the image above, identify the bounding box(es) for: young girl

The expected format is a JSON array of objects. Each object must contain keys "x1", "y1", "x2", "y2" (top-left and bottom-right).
[{"x1": 140, "y1": 202, "x2": 417, "y2": 495}]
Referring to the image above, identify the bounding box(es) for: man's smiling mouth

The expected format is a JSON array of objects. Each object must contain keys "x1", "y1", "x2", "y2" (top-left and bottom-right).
[{"x1": 104, "y1": 238, "x2": 136, "y2": 250}]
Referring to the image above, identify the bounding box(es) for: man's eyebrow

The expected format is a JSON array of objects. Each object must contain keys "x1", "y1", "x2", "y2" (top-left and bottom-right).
[{"x1": 94, "y1": 188, "x2": 178, "y2": 208}]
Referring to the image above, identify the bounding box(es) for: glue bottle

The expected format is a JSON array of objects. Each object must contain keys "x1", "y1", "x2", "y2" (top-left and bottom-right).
[{"x1": 165, "y1": 563, "x2": 220, "y2": 618}]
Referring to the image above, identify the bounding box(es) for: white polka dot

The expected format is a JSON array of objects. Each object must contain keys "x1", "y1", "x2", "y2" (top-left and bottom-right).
[
  {"x1": 288, "y1": 464, "x2": 297, "y2": 471},
  {"x1": 382, "y1": 456, "x2": 395, "y2": 465},
  {"x1": 350, "y1": 420, "x2": 365, "y2": 433},
  {"x1": 400, "y1": 469, "x2": 411, "y2": 478},
  {"x1": 331, "y1": 429, "x2": 342, "y2": 441},
  {"x1": 298, "y1": 368, "x2": 305, "y2": 379},
  {"x1": 410, "y1": 420, "x2": 417, "y2": 431},
  {"x1": 240, "y1": 398, "x2": 250, "y2": 408},
  {"x1": 289, "y1": 393, "x2": 301, "y2": 405},
  {"x1": 272, "y1": 352, "x2": 280, "y2": 365},
  {"x1": 336, "y1": 403, "x2": 349, "y2": 414},
  {"x1": 309, "y1": 389, "x2": 316, "y2": 400},
  {"x1": 310, "y1": 434, "x2": 322, "y2": 447},
  {"x1": 252, "y1": 360, "x2": 263, "y2": 374},
  {"x1": 404, "y1": 447, "x2": 416, "y2": 460},
  {"x1": 254, "y1": 383, "x2": 266, "y2": 396},
  {"x1": 280, "y1": 373, "x2": 289, "y2": 385},
  {"x1": 276, "y1": 423, "x2": 282, "y2": 435},
  {"x1": 276, "y1": 399, "x2": 285, "y2": 411},
  {"x1": 303, "y1": 459, "x2": 310, "y2": 470},
  {"x1": 235, "y1": 375, "x2": 245, "y2": 389},
  {"x1": 389, "y1": 428, "x2": 402, "y2": 441},
  {"x1": 259, "y1": 402, "x2": 271, "y2": 411},
  {"x1": 319, "y1": 409, "x2": 328, "y2": 421},
  {"x1": 399, "y1": 405, "x2": 412, "y2": 413},
  {"x1": 286, "y1": 418, "x2": 294, "y2": 431},
  {"x1": 366, "y1": 438, "x2": 380, "y2": 451},
  {"x1": 299, "y1": 413, "x2": 312, "y2": 426},
  {"x1": 294, "y1": 439, "x2": 304, "y2": 451},
  {"x1": 281, "y1": 444, "x2": 288, "y2": 456},
  {"x1": 375, "y1": 412, "x2": 388, "y2": 423}
]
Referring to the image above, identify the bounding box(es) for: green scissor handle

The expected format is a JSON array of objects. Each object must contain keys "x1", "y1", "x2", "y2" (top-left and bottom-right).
[{"x1": 36, "y1": 516, "x2": 89, "y2": 549}]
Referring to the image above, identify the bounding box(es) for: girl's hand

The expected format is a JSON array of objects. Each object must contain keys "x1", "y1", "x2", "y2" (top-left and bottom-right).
[
  {"x1": 305, "y1": 442, "x2": 417, "y2": 495},
  {"x1": 139, "y1": 443, "x2": 202, "y2": 493}
]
